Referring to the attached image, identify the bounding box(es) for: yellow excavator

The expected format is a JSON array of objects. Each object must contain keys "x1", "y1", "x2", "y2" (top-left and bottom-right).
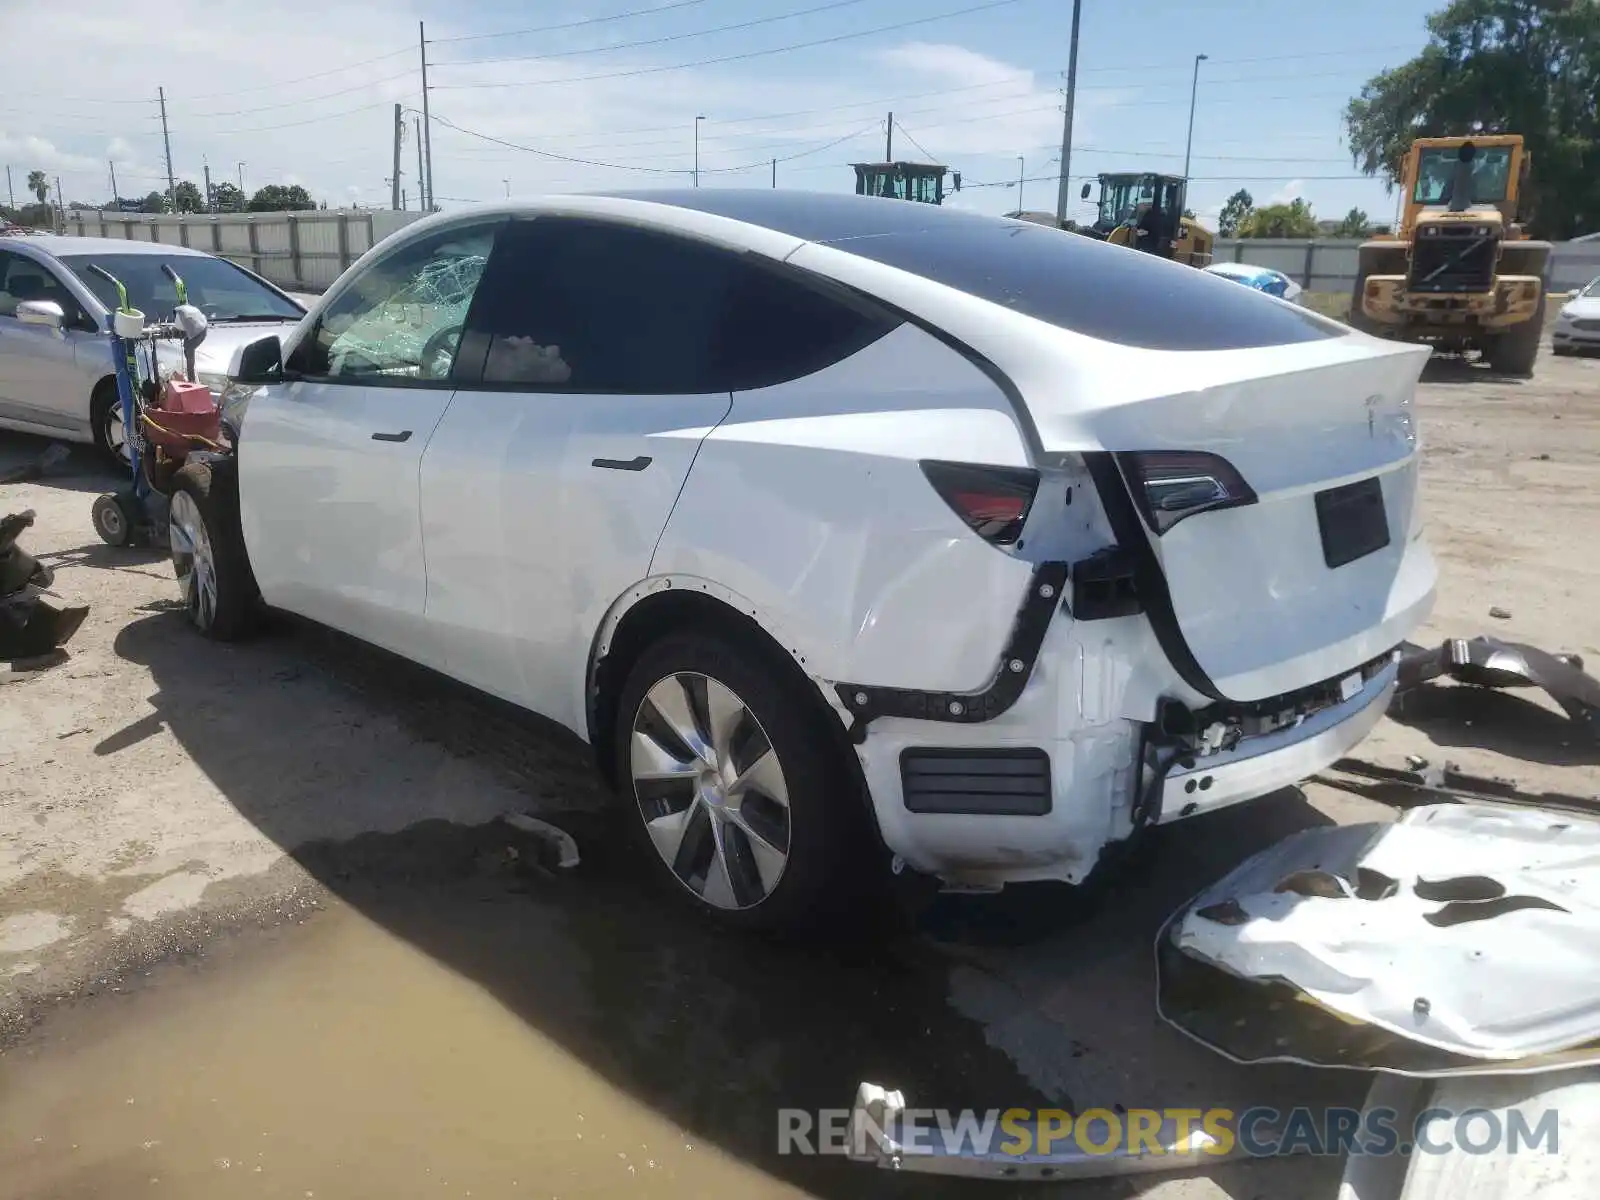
[
  {"x1": 1351, "y1": 134, "x2": 1550, "y2": 375},
  {"x1": 1078, "y1": 172, "x2": 1214, "y2": 267}
]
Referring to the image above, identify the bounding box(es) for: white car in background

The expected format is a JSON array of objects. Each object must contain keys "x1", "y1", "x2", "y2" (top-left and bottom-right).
[
  {"x1": 1553, "y1": 276, "x2": 1600, "y2": 355},
  {"x1": 177, "y1": 194, "x2": 1436, "y2": 930}
]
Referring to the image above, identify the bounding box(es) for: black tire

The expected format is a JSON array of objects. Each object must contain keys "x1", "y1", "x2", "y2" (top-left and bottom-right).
[
  {"x1": 1485, "y1": 293, "x2": 1544, "y2": 377},
  {"x1": 91, "y1": 491, "x2": 140, "y2": 547},
  {"x1": 612, "y1": 629, "x2": 868, "y2": 932},
  {"x1": 168, "y1": 458, "x2": 261, "y2": 640},
  {"x1": 90, "y1": 379, "x2": 129, "y2": 470}
]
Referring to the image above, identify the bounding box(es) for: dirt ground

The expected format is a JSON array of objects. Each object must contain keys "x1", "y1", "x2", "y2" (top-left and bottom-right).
[{"x1": 2, "y1": 344, "x2": 1597, "y2": 1200}]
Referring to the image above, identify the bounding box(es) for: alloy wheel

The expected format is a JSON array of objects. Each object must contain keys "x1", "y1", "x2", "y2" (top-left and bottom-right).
[
  {"x1": 169, "y1": 490, "x2": 218, "y2": 630},
  {"x1": 629, "y1": 672, "x2": 792, "y2": 911}
]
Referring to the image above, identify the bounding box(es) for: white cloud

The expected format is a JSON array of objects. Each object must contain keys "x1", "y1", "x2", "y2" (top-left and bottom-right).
[
  {"x1": 1, "y1": 3, "x2": 1105, "y2": 216},
  {"x1": 1266, "y1": 179, "x2": 1307, "y2": 206}
]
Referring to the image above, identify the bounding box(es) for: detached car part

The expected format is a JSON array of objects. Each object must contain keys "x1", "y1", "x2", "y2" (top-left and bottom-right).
[
  {"x1": 0, "y1": 511, "x2": 88, "y2": 661},
  {"x1": 846, "y1": 1081, "x2": 1232, "y2": 1181},
  {"x1": 1396, "y1": 635, "x2": 1600, "y2": 734},
  {"x1": 1157, "y1": 804, "x2": 1600, "y2": 1076}
]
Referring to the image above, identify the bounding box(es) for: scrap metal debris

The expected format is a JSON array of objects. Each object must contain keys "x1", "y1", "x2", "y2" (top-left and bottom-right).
[
  {"x1": 1, "y1": 511, "x2": 88, "y2": 662},
  {"x1": 500, "y1": 812, "x2": 581, "y2": 872},
  {"x1": 1396, "y1": 635, "x2": 1600, "y2": 734},
  {"x1": 1157, "y1": 804, "x2": 1600, "y2": 1077},
  {"x1": 845, "y1": 1081, "x2": 1231, "y2": 1180}
]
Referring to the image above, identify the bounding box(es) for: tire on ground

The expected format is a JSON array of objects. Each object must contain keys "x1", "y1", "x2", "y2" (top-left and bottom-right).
[
  {"x1": 611, "y1": 628, "x2": 869, "y2": 932},
  {"x1": 90, "y1": 379, "x2": 125, "y2": 468},
  {"x1": 1484, "y1": 292, "x2": 1545, "y2": 377},
  {"x1": 169, "y1": 458, "x2": 261, "y2": 641}
]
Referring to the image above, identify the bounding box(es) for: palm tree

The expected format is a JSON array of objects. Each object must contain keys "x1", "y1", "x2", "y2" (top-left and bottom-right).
[{"x1": 27, "y1": 171, "x2": 49, "y2": 203}]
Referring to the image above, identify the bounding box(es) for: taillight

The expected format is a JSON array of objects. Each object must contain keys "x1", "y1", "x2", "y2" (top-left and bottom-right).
[
  {"x1": 920, "y1": 460, "x2": 1039, "y2": 546},
  {"x1": 1117, "y1": 451, "x2": 1257, "y2": 534}
]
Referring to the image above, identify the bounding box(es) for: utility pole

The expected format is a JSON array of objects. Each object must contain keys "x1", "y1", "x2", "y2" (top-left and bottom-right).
[
  {"x1": 1054, "y1": 0, "x2": 1083, "y2": 228},
  {"x1": 109, "y1": 160, "x2": 120, "y2": 206},
  {"x1": 4, "y1": 164, "x2": 13, "y2": 210},
  {"x1": 772, "y1": 158, "x2": 777, "y2": 188},
  {"x1": 391, "y1": 103, "x2": 404, "y2": 210},
  {"x1": 419, "y1": 22, "x2": 435, "y2": 211},
  {"x1": 1016, "y1": 156, "x2": 1025, "y2": 213},
  {"x1": 54, "y1": 175, "x2": 65, "y2": 228},
  {"x1": 158, "y1": 87, "x2": 177, "y2": 212},
  {"x1": 203, "y1": 160, "x2": 213, "y2": 210},
  {"x1": 503, "y1": 178, "x2": 511, "y2": 198},
  {"x1": 237, "y1": 162, "x2": 246, "y2": 193},
  {"x1": 693, "y1": 115, "x2": 705, "y2": 188},
  {"x1": 1181, "y1": 53, "x2": 1208, "y2": 215},
  {"x1": 885, "y1": 111, "x2": 893, "y2": 161},
  {"x1": 414, "y1": 117, "x2": 425, "y2": 211}
]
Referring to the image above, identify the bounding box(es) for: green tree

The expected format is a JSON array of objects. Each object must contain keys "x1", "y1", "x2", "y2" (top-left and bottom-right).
[
  {"x1": 26, "y1": 170, "x2": 49, "y2": 204},
  {"x1": 172, "y1": 180, "x2": 204, "y2": 213},
  {"x1": 1238, "y1": 198, "x2": 1319, "y2": 238},
  {"x1": 247, "y1": 183, "x2": 316, "y2": 212},
  {"x1": 1218, "y1": 188, "x2": 1254, "y2": 237},
  {"x1": 210, "y1": 181, "x2": 245, "y2": 212},
  {"x1": 1344, "y1": 0, "x2": 1600, "y2": 239},
  {"x1": 140, "y1": 191, "x2": 168, "y2": 214},
  {"x1": 1330, "y1": 206, "x2": 1371, "y2": 238}
]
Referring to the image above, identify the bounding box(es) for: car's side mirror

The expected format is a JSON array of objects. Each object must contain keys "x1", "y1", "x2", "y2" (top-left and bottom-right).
[
  {"x1": 231, "y1": 335, "x2": 284, "y2": 383},
  {"x1": 16, "y1": 299, "x2": 65, "y2": 332},
  {"x1": 1080, "y1": 183, "x2": 1092, "y2": 200}
]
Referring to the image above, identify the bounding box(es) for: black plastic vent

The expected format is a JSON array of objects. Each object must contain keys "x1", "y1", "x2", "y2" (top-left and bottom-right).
[{"x1": 900, "y1": 748, "x2": 1052, "y2": 816}]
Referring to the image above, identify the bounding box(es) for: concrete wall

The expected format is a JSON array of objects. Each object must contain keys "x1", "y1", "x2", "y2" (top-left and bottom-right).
[
  {"x1": 1216, "y1": 237, "x2": 1600, "y2": 296},
  {"x1": 60, "y1": 210, "x2": 426, "y2": 292}
]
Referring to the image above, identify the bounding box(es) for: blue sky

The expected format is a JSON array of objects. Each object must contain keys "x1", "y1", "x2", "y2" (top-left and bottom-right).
[{"x1": 2, "y1": 0, "x2": 1440, "y2": 228}]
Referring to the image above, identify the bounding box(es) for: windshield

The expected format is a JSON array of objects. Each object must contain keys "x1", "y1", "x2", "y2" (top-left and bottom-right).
[
  {"x1": 1098, "y1": 177, "x2": 1156, "y2": 227},
  {"x1": 1585, "y1": 276, "x2": 1600, "y2": 299},
  {"x1": 1412, "y1": 146, "x2": 1513, "y2": 206},
  {"x1": 59, "y1": 253, "x2": 304, "y2": 322}
]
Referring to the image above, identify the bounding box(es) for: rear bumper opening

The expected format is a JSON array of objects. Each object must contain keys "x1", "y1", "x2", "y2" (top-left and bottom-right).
[{"x1": 1158, "y1": 657, "x2": 1398, "y2": 823}]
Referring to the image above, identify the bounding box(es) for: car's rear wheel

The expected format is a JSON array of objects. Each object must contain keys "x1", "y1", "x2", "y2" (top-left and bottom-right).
[
  {"x1": 613, "y1": 630, "x2": 864, "y2": 931},
  {"x1": 169, "y1": 459, "x2": 260, "y2": 640}
]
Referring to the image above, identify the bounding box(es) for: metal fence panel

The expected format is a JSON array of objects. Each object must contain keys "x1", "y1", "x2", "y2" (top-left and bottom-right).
[{"x1": 60, "y1": 210, "x2": 425, "y2": 292}]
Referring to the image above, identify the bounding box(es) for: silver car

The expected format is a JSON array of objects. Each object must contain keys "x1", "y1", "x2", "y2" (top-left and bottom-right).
[
  {"x1": 0, "y1": 236, "x2": 307, "y2": 463},
  {"x1": 1553, "y1": 275, "x2": 1600, "y2": 356}
]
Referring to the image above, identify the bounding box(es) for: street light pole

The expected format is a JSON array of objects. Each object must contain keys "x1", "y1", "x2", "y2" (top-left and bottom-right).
[
  {"x1": 503, "y1": 178, "x2": 511, "y2": 198},
  {"x1": 1182, "y1": 53, "x2": 1208, "y2": 213},
  {"x1": 693, "y1": 115, "x2": 705, "y2": 188},
  {"x1": 1053, "y1": 0, "x2": 1083, "y2": 228},
  {"x1": 1016, "y1": 155, "x2": 1025, "y2": 213}
]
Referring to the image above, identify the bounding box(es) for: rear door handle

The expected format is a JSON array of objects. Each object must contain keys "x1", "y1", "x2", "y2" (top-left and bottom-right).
[
  {"x1": 371, "y1": 430, "x2": 413, "y2": 443},
  {"x1": 591, "y1": 456, "x2": 652, "y2": 471}
]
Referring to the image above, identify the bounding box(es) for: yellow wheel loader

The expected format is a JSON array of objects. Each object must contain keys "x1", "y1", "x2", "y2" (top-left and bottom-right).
[
  {"x1": 1351, "y1": 135, "x2": 1550, "y2": 375},
  {"x1": 1078, "y1": 173, "x2": 1214, "y2": 267}
]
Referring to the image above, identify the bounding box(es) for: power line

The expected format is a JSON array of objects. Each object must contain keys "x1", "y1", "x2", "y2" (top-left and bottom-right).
[
  {"x1": 428, "y1": 0, "x2": 714, "y2": 45},
  {"x1": 430, "y1": 113, "x2": 687, "y2": 173},
  {"x1": 433, "y1": 0, "x2": 1035, "y2": 90},
  {"x1": 190, "y1": 101, "x2": 398, "y2": 137},
  {"x1": 187, "y1": 70, "x2": 416, "y2": 119},
  {"x1": 892, "y1": 120, "x2": 939, "y2": 163},
  {"x1": 184, "y1": 47, "x2": 415, "y2": 100},
  {"x1": 431, "y1": 0, "x2": 880, "y2": 67}
]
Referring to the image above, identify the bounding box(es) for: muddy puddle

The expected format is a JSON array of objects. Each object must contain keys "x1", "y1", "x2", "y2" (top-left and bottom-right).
[{"x1": 0, "y1": 820, "x2": 1055, "y2": 1200}]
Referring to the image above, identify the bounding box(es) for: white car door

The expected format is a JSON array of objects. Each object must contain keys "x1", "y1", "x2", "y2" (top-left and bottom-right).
[
  {"x1": 237, "y1": 220, "x2": 500, "y2": 661},
  {"x1": 419, "y1": 216, "x2": 744, "y2": 735},
  {"x1": 0, "y1": 248, "x2": 101, "y2": 436}
]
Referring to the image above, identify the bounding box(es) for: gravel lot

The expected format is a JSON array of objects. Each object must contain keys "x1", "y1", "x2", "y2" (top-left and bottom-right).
[{"x1": 2, "y1": 344, "x2": 1597, "y2": 1199}]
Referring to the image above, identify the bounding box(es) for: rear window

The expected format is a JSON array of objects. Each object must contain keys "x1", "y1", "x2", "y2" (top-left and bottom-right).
[{"x1": 606, "y1": 191, "x2": 1344, "y2": 351}]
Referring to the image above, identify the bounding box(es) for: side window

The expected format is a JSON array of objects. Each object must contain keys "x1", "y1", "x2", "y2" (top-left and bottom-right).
[
  {"x1": 465, "y1": 217, "x2": 900, "y2": 394},
  {"x1": 0, "y1": 250, "x2": 84, "y2": 324},
  {"x1": 707, "y1": 262, "x2": 900, "y2": 391},
  {"x1": 469, "y1": 218, "x2": 734, "y2": 393},
  {"x1": 291, "y1": 223, "x2": 498, "y2": 383}
]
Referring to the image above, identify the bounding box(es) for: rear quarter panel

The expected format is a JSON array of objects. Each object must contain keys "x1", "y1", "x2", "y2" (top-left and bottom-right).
[{"x1": 645, "y1": 322, "x2": 1037, "y2": 693}]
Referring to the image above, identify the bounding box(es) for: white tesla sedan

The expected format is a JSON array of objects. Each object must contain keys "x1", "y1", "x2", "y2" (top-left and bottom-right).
[{"x1": 180, "y1": 191, "x2": 1436, "y2": 929}]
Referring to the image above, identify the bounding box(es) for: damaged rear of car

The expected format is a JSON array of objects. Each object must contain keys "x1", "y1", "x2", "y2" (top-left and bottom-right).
[{"x1": 634, "y1": 193, "x2": 1437, "y2": 903}]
